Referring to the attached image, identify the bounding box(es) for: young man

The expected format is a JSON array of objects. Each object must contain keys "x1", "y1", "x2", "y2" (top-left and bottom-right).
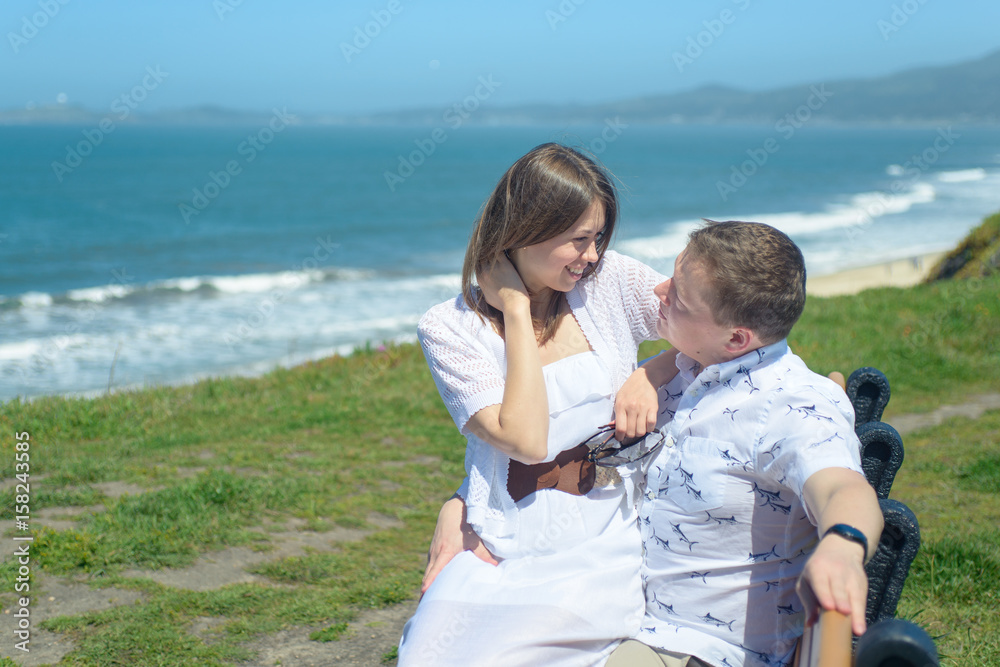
[{"x1": 606, "y1": 221, "x2": 883, "y2": 667}]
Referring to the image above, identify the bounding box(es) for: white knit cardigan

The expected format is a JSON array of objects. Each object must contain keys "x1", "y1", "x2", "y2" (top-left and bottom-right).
[{"x1": 417, "y1": 251, "x2": 665, "y2": 543}]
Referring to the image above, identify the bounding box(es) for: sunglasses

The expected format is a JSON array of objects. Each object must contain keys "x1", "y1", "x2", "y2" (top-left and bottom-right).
[{"x1": 583, "y1": 423, "x2": 667, "y2": 467}]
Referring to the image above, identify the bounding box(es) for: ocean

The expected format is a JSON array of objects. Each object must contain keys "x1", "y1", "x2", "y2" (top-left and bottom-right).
[{"x1": 3, "y1": 123, "x2": 1000, "y2": 402}]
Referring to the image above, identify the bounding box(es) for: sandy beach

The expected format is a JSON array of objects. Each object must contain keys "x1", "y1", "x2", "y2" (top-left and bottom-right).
[{"x1": 807, "y1": 252, "x2": 946, "y2": 297}]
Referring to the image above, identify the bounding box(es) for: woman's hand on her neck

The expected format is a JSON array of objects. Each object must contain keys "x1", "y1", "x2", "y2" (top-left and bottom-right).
[{"x1": 478, "y1": 254, "x2": 532, "y2": 316}]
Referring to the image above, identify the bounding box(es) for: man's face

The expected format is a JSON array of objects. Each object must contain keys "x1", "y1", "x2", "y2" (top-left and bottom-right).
[{"x1": 653, "y1": 250, "x2": 735, "y2": 368}]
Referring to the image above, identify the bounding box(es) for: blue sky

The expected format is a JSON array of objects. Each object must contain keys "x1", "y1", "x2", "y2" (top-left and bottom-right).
[{"x1": 4, "y1": 0, "x2": 999, "y2": 115}]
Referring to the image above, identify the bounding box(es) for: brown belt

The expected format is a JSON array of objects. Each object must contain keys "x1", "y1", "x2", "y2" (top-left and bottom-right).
[{"x1": 506, "y1": 444, "x2": 596, "y2": 502}]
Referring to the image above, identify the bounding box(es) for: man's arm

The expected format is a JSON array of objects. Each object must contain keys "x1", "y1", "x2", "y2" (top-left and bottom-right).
[{"x1": 799, "y1": 467, "x2": 883, "y2": 636}]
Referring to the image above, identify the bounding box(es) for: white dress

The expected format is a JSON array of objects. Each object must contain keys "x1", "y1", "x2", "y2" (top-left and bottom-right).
[{"x1": 398, "y1": 352, "x2": 645, "y2": 666}]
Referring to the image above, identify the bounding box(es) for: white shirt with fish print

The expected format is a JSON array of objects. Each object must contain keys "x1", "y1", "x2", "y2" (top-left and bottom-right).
[{"x1": 636, "y1": 339, "x2": 863, "y2": 667}]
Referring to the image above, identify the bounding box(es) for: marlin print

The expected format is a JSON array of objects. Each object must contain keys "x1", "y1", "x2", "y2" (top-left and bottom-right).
[
  {"x1": 660, "y1": 388, "x2": 683, "y2": 416},
  {"x1": 704, "y1": 511, "x2": 739, "y2": 526},
  {"x1": 651, "y1": 533, "x2": 672, "y2": 551},
  {"x1": 763, "y1": 497, "x2": 791, "y2": 515},
  {"x1": 670, "y1": 522, "x2": 699, "y2": 551},
  {"x1": 651, "y1": 593, "x2": 677, "y2": 615},
  {"x1": 699, "y1": 612, "x2": 735, "y2": 631},
  {"x1": 674, "y1": 463, "x2": 706, "y2": 501},
  {"x1": 737, "y1": 364, "x2": 760, "y2": 394},
  {"x1": 786, "y1": 404, "x2": 836, "y2": 423},
  {"x1": 690, "y1": 571, "x2": 710, "y2": 583},
  {"x1": 750, "y1": 482, "x2": 784, "y2": 503},
  {"x1": 759, "y1": 438, "x2": 786, "y2": 463},
  {"x1": 809, "y1": 432, "x2": 845, "y2": 448},
  {"x1": 739, "y1": 644, "x2": 782, "y2": 667},
  {"x1": 684, "y1": 485, "x2": 705, "y2": 502},
  {"x1": 722, "y1": 407, "x2": 739, "y2": 421},
  {"x1": 764, "y1": 580, "x2": 779, "y2": 591},
  {"x1": 777, "y1": 603, "x2": 798, "y2": 615},
  {"x1": 747, "y1": 545, "x2": 781, "y2": 563},
  {"x1": 719, "y1": 449, "x2": 751, "y2": 469},
  {"x1": 662, "y1": 388, "x2": 684, "y2": 402}
]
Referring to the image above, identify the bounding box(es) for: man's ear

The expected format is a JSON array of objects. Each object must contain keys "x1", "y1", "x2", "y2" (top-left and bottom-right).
[{"x1": 724, "y1": 327, "x2": 756, "y2": 356}]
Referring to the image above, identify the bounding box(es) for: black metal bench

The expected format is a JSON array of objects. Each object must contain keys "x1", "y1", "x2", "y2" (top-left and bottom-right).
[{"x1": 796, "y1": 368, "x2": 939, "y2": 667}]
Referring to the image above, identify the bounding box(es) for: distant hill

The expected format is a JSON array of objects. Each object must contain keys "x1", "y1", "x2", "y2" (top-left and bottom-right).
[
  {"x1": 3, "y1": 49, "x2": 998, "y2": 126},
  {"x1": 371, "y1": 48, "x2": 1000, "y2": 126},
  {"x1": 0, "y1": 104, "x2": 291, "y2": 127}
]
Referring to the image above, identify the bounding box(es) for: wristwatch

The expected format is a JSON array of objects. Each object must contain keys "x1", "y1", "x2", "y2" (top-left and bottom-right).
[{"x1": 823, "y1": 523, "x2": 869, "y2": 561}]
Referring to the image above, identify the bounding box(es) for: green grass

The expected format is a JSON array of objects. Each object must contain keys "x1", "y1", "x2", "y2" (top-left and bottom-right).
[
  {"x1": 1, "y1": 274, "x2": 998, "y2": 664},
  {"x1": 891, "y1": 409, "x2": 1000, "y2": 663},
  {"x1": 311, "y1": 623, "x2": 350, "y2": 642}
]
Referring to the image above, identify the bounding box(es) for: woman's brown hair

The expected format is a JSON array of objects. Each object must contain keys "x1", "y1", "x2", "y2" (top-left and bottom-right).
[{"x1": 461, "y1": 143, "x2": 619, "y2": 343}]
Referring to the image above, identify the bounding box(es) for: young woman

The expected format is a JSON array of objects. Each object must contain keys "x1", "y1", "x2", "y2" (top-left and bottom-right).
[{"x1": 398, "y1": 143, "x2": 677, "y2": 666}]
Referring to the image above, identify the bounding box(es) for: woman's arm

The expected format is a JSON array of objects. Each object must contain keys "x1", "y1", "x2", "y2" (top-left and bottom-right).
[
  {"x1": 422, "y1": 494, "x2": 498, "y2": 594},
  {"x1": 614, "y1": 349, "x2": 679, "y2": 441},
  {"x1": 464, "y1": 256, "x2": 550, "y2": 464}
]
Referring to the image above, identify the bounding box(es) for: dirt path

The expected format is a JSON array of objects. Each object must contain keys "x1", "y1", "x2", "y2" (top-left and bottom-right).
[
  {"x1": 3, "y1": 394, "x2": 997, "y2": 666},
  {"x1": 889, "y1": 393, "x2": 1000, "y2": 436}
]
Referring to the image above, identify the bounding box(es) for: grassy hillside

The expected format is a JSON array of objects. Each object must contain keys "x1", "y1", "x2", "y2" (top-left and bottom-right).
[
  {"x1": 1, "y1": 225, "x2": 998, "y2": 664},
  {"x1": 926, "y1": 210, "x2": 1000, "y2": 281}
]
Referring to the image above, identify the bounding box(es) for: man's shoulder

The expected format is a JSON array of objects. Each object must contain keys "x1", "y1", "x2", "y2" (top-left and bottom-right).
[{"x1": 777, "y1": 348, "x2": 853, "y2": 409}]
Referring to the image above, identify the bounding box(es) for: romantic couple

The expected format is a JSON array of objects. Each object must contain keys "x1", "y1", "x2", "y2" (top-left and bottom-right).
[{"x1": 396, "y1": 143, "x2": 883, "y2": 667}]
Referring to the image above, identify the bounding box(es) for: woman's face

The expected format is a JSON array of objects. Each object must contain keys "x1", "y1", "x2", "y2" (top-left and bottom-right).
[{"x1": 511, "y1": 200, "x2": 606, "y2": 295}]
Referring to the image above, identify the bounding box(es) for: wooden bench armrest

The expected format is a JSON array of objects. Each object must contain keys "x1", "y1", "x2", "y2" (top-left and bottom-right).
[{"x1": 793, "y1": 609, "x2": 853, "y2": 667}]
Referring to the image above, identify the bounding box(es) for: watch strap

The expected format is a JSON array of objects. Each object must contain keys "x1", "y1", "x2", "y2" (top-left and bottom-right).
[{"x1": 823, "y1": 523, "x2": 869, "y2": 561}]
